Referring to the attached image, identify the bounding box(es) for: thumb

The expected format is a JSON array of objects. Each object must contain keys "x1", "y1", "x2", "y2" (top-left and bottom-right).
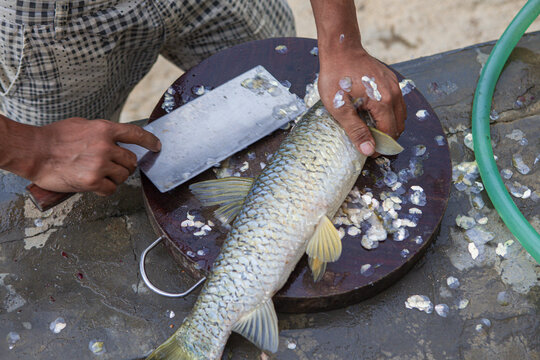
[{"x1": 332, "y1": 99, "x2": 376, "y2": 156}]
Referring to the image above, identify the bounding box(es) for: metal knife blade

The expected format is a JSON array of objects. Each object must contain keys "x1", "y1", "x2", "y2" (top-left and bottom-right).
[{"x1": 120, "y1": 66, "x2": 306, "y2": 193}]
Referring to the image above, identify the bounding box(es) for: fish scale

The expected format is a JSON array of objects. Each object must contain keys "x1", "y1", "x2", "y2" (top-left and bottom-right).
[{"x1": 146, "y1": 101, "x2": 406, "y2": 360}]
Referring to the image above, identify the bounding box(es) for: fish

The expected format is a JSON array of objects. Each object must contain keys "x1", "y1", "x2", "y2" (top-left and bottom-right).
[{"x1": 146, "y1": 100, "x2": 403, "y2": 359}]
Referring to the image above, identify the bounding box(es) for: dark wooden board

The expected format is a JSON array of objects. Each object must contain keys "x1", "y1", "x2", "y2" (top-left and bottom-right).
[{"x1": 142, "y1": 38, "x2": 451, "y2": 313}]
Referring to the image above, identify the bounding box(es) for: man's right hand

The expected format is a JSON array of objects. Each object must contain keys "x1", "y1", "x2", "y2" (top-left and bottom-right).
[{"x1": 0, "y1": 116, "x2": 161, "y2": 196}]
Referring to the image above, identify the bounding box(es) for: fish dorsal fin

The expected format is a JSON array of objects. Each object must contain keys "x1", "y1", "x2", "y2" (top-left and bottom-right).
[
  {"x1": 306, "y1": 215, "x2": 342, "y2": 282},
  {"x1": 189, "y1": 177, "x2": 254, "y2": 224},
  {"x1": 308, "y1": 256, "x2": 327, "y2": 282},
  {"x1": 369, "y1": 127, "x2": 404, "y2": 155},
  {"x1": 232, "y1": 298, "x2": 279, "y2": 353}
]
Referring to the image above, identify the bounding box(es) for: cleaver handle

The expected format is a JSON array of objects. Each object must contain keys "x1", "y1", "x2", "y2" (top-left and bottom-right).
[{"x1": 26, "y1": 183, "x2": 74, "y2": 212}]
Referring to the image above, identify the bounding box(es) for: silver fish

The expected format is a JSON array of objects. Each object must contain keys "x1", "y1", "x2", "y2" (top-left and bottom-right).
[{"x1": 147, "y1": 101, "x2": 403, "y2": 359}]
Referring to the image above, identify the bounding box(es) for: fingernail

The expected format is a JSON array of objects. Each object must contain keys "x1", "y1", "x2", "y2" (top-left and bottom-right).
[
  {"x1": 360, "y1": 142, "x2": 375, "y2": 156},
  {"x1": 156, "y1": 140, "x2": 162, "y2": 152}
]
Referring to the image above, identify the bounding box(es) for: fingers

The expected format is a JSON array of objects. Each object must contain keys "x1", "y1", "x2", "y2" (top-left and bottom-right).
[
  {"x1": 100, "y1": 148, "x2": 136, "y2": 190},
  {"x1": 110, "y1": 147, "x2": 138, "y2": 174},
  {"x1": 113, "y1": 123, "x2": 162, "y2": 152},
  {"x1": 89, "y1": 163, "x2": 128, "y2": 196},
  {"x1": 365, "y1": 97, "x2": 397, "y2": 137},
  {"x1": 393, "y1": 86, "x2": 407, "y2": 135},
  {"x1": 363, "y1": 76, "x2": 406, "y2": 140},
  {"x1": 105, "y1": 164, "x2": 130, "y2": 186},
  {"x1": 93, "y1": 178, "x2": 117, "y2": 197},
  {"x1": 333, "y1": 97, "x2": 376, "y2": 156}
]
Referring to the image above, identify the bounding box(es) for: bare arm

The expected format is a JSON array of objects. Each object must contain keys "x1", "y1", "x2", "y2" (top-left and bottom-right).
[
  {"x1": 0, "y1": 114, "x2": 161, "y2": 196},
  {"x1": 310, "y1": 0, "x2": 406, "y2": 155}
]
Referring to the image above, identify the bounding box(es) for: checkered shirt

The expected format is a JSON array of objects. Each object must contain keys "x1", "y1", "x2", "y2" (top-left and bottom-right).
[{"x1": 0, "y1": 0, "x2": 295, "y2": 125}]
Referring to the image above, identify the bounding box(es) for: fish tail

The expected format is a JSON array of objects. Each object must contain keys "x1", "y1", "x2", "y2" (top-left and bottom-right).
[{"x1": 146, "y1": 331, "x2": 197, "y2": 360}]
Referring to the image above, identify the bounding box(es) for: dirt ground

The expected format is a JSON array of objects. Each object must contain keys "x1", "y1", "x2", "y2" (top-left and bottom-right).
[{"x1": 119, "y1": 0, "x2": 540, "y2": 122}]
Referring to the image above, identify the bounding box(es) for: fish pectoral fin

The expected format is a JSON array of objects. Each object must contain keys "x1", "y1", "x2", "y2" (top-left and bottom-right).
[
  {"x1": 369, "y1": 127, "x2": 404, "y2": 155},
  {"x1": 232, "y1": 298, "x2": 279, "y2": 353},
  {"x1": 308, "y1": 256, "x2": 327, "y2": 282},
  {"x1": 306, "y1": 215, "x2": 342, "y2": 263},
  {"x1": 189, "y1": 177, "x2": 254, "y2": 224},
  {"x1": 213, "y1": 200, "x2": 244, "y2": 225},
  {"x1": 306, "y1": 216, "x2": 341, "y2": 282}
]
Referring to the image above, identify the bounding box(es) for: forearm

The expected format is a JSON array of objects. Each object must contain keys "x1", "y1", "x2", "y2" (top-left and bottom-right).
[
  {"x1": 310, "y1": 0, "x2": 366, "y2": 62},
  {"x1": 309, "y1": 0, "x2": 406, "y2": 152},
  {"x1": 0, "y1": 114, "x2": 40, "y2": 179}
]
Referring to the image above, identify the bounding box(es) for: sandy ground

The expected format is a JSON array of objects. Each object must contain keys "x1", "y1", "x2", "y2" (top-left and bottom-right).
[{"x1": 119, "y1": 0, "x2": 540, "y2": 122}]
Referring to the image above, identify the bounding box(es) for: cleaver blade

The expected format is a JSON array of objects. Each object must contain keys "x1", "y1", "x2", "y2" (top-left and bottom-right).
[{"x1": 120, "y1": 66, "x2": 306, "y2": 193}]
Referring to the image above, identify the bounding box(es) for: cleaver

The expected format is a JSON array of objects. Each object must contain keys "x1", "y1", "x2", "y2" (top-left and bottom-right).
[{"x1": 27, "y1": 66, "x2": 307, "y2": 211}]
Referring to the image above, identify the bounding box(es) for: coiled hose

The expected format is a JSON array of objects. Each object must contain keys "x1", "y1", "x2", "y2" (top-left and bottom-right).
[{"x1": 472, "y1": 0, "x2": 540, "y2": 262}]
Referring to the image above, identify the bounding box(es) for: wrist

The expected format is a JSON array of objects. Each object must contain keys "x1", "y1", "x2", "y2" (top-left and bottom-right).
[
  {"x1": 310, "y1": 0, "x2": 366, "y2": 62},
  {"x1": 0, "y1": 115, "x2": 44, "y2": 180}
]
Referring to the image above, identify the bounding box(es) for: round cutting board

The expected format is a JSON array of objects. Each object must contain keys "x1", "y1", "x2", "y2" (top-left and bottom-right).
[{"x1": 142, "y1": 38, "x2": 451, "y2": 313}]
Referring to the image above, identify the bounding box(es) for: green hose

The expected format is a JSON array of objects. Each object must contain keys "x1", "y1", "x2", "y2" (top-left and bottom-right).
[{"x1": 472, "y1": 0, "x2": 540, "y2": 263}]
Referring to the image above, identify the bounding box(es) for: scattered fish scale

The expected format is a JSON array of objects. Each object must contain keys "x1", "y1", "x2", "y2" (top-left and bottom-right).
[
  {"x1": 412, "y1": 144, "x2": 427, "y2": 157},
  {"x1": 465, "y1": 227, "x2": 494, "y2": 245},
  {"x1": 49, "y1": 317, "x2": 66, "y2": 334},
  {"x1": 456, "y1": 214, "x2": 476, "y2": 230},
  {"x1": 500, "y1": 168, "x2": 513, "y2": 180},
  {"x1": 412, "y1": 236, "x2": 424, "y2": 245},
  {"x1": 452, "y1": 161, "x2": 480, "y2": 193},
  {"x1": 416, "y1": 109, "x2": 428, "y2": 121},
  {"x1": 464, "y1": 133, "x2": 474, "y2": 151},
  {"x1": 435, "y1": 304, "x2": 449, "y2": 317},
  {"x1": 496, "y1": 291, "x2": 510, "y2": 306},
  {"x1": 512, "y1": 154, "x2": 530, "y2": 175},
  {"x1": 192, "y1": 85, "x2": 208, "y2": 96},
  {"x1": 399, "y1": 79, "x2": 416, "y2": 96},
  {"x1": 475, "y1": 318, "x2": 492, "y2": 332},
  {"x1": 333, "y1": 90, "x2": 345, "y2": 108},
  {"x1": 489, "y1": 109, "x2": 500, "y2": 121},
  {"x1": 162, "y1": 87, "x2": 176, "y2": 113},
  {"x1": 434, "y1": 135, "x2": 446, "y2": 146},
  {"x1": 393, "y1": 228, "x2": 409, "y2": 242},
  {"x1": 360, "y1": 264, "x2": 374, "y2": 276},
  {"x1": 274, "y1": 45, "x2": 288, "y2": 54},
  {"x1": 468, "y1": 242, "x2": 479, "y2": 259},
  {"x1": 506, "y1": 181, "x2": 531, "y2": 199},
  {"x1": 339, "y1": 77, "x2": 352, "y2": 92},
  {"x1": 409, "y1": 186, "x2": 427, "y2": 206},
  {"x1": 361, "y1": 76, "x2": 382, "y2": 101},
  {"x1": 447, "y1": 276, "x2": 460, "y2": 289},
  {"x1": 89, "y1": 340, "x2": 106, "y2": 355},
  {"x1": 496, "y1": 242, "x2": 508, "y2": 257},
  {"x1": 457, "y1": 298, "x2": 469, "y2": 309},
  {"x1": 7, "y1": 331, "x2": 20, "y2": 350},
  {"x1": 505, "y1": 129, "x2": 524, "y2": 141},
  {"x1": 405, "y1": 295, "x2": 433, "y2": 314},
  {"x1": 286, "y1": 340, "x2": 297, "y2": 350},
  {"x1": 471, "y1": 195, "x2": 484, "y2": 210}
]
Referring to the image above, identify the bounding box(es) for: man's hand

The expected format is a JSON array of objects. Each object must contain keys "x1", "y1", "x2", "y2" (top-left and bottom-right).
[
  {"x1": 0, "y1": 116, "x2": 161, "y2": 196},
  {"x1": 32, "y1": 118, "x2": 161, "y2": 196},
  {"x1": 318, "y1": 47, "x2": 406, "y2": 155},
  {"x1": 311, "y1": 0, "x2": 406, "y2": 156}
]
